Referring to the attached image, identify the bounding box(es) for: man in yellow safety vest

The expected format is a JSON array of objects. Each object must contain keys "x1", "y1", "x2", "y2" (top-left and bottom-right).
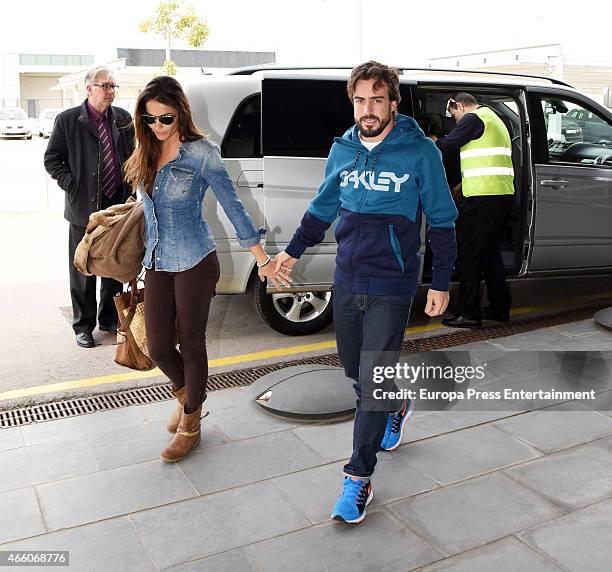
[{"x1": 433, "y1": 92, "x2": 515, "y2": 328}]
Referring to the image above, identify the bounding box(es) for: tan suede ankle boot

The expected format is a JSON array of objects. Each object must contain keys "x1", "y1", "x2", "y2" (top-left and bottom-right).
[
  {"x1": 160, "y1": 405, "x2": 202, "y2": 462},
  {"x1": 166, "y1": 387, "x2": 187, "y2": 433}
]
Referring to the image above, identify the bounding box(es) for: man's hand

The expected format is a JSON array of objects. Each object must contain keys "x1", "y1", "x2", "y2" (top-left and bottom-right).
[
  {"x1": 256, "y1": 251, "x2": 297, "y2": 290},
  {"x1": 274, "y1": 251, "x2": 298, "y2": 274},
  {"x1": 258, "y1": 258, "x2": 292, "y2": 290},
  {"x1": 425, "y1": 289, "x2": 449, "y2": 317}
]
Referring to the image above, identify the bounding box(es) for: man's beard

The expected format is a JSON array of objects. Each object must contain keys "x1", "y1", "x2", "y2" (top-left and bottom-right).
[{"x1": 358, "y1": 113, "x2": 391, "y2": 138}]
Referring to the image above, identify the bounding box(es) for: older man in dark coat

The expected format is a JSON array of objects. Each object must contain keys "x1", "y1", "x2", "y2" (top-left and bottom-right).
[{"x1": 44, "y1": 65, "x2": 135, "y2": 347}]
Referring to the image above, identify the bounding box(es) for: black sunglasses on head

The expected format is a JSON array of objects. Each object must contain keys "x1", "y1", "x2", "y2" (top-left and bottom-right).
[{"x1": 141, "y1": 113, "x2": 178, "y2": 126}]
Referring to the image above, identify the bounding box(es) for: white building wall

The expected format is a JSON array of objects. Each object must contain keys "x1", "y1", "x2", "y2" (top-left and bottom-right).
[
  {"x1": 427, "y1": 44, "x2": 612, "y2": 107},
  {"x1": 20, "y1": 75, "x2": 64, "y2": 117},
  {"x1": 0, "y1": 53, "x2": 21, "y2": 108}
]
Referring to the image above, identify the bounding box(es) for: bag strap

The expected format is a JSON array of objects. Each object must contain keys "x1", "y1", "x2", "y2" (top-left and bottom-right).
[{"x1": 119, "y1": 279, "x2": 140, "y2": 332}]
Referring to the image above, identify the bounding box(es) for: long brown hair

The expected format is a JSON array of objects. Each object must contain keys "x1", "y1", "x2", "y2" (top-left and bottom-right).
[{"x1": 124, "y1": 76, "x2": 203, "y2": 193}]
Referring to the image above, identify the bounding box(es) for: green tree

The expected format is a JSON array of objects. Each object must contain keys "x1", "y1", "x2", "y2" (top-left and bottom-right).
[{"x1": 139, "y1": 1, "x2": 209, "y2": 76}]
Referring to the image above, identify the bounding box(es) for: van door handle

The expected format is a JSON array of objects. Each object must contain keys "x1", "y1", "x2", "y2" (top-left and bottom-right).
[{"x1": 540, "y1": 179, "x2": 569, "y2": 189}]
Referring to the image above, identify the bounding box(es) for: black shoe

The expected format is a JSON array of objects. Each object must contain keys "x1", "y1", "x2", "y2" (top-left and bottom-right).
[
  {"x1": 76, "y1": 332, "x2": 95, "y2": 348},
  {"x1": 481, "y1": 307, "x2": 510, "y2": 322},
  {"x1": 441, "y1": 315, "x2": 481, "y2": 328},
  {"x1": 98, "y1": 324, "x2": 118, "y2": 334}
]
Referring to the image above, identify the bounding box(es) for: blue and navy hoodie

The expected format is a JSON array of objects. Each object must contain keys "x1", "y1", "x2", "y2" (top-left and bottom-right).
[{"x1": 286, "y1": 114, "x2": 458, "y2": 296}]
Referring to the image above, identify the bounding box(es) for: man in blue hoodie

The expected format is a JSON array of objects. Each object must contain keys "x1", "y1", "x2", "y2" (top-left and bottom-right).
[{"x1": 275, "y1": 61, "x2": 457, "y2": 523}]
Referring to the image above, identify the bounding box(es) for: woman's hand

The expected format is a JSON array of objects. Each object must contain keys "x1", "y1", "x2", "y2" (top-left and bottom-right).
[{"x1": 258, "y1": 256, "x2": 293, "y2": 290}]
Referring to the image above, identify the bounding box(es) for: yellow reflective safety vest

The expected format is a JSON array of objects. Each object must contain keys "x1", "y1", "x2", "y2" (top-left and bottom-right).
[{"x1": 460, "y1": 107, "x2": 515, "y2": 197}]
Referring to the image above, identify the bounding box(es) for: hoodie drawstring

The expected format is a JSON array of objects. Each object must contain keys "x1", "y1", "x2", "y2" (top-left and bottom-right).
[
  {"x1": 349, "y1": 151, "x2": 361, "y2": 173},
  {"x1": 370, "y1": 147, "x2": 384, "y2": 172},
  {"x1": 349, "y1": 146, "x2": 385, "y2": 174}
]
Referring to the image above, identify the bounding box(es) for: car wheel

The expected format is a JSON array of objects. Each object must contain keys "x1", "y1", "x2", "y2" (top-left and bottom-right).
[
  {"x1": 26, "y1": 135, "x2": 32, "y2": 140},
  {"x1": 254, "y1": 279, "x2": 333, "y2": 336}
]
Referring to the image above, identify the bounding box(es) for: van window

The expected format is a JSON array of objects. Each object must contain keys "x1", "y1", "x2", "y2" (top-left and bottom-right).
[
  {"x1": 540, "y1": 96, "x2": 612, "y2": 166},
  {"x1": 221, "y1": 94, "x2": 261, "y2": 158},
  {"x1": 262, "y1": 79, "x2": 413, "y2": 158}
]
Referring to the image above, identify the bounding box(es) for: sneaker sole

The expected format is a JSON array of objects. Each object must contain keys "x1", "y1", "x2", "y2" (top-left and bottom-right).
[
  {"x1": 331, "y1": 490, "x2": 374, "y2": 524},
  {"x1": 383, "y1": 400, "x2": 415, "y2": 452}
]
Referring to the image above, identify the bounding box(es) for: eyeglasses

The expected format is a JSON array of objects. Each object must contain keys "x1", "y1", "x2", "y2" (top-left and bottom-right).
[
  {"x1": 141, "y1": 113, "x2": 178, "y2": 126},
  {"x1": 93, "y1": 83, "x2": 119, "y2": 91}
]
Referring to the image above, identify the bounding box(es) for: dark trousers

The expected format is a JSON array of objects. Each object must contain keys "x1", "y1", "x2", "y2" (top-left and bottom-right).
[
  {"x1": 333, "y1": 285, "x2": 413, "y2": 478},
  {"x1": 456, "y1": 195, "x2": 514, "y2": 320},
  {"x1": 144, "y1": 252, "x2": 220, "y2": 412},
  {"x1": 69, "y1": 224, "x2": 123, "y2": 334}
]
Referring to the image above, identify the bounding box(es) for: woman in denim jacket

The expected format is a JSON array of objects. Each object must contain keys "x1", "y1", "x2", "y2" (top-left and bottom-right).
[{"x1": 124, "y1": 76, "x2": 290, "y2": 462}]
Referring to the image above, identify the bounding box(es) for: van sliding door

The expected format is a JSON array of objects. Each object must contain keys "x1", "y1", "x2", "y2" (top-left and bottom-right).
[
  {"x1": 261, "y1": 76, "x2": 354, "y2": 289},
  {"x1": 261, "y1": 75, "x2": 416, "y2": 290}
]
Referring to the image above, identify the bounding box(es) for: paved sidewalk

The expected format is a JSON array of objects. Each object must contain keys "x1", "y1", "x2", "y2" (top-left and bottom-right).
[{"x1": 0, "y1": 319, "x2": 611, "y2": 571}]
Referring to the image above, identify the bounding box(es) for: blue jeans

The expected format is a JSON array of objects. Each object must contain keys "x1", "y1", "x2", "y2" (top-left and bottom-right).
[{"x1": 333, "y1": 285, "x2": 413, "y2": 478}]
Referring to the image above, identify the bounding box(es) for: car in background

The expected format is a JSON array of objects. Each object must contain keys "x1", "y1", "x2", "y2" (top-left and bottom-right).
[
  {"x1": 38, "y1": 108, "x2": 62, "y2": 138},
  {"x1": 544, "y1": 100, "x2": 583, "y2": 144},
  {"x1": 0, "y1": 107, "x2": 32, "y2": 139},
  {"x1": 566, "y1": 107, "x2": 612, "y2": 142}
]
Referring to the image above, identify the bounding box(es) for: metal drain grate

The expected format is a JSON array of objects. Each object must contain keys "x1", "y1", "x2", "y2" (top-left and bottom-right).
[
  {"x1": 0, "y1": 303, "x2": 608, "y2": 428},
  {"x1": 399, "y1": 304, "x2": 609, "y2": 352},
  {"x1": 0, "y1": 385, "x2": 174, "y2": 428}
]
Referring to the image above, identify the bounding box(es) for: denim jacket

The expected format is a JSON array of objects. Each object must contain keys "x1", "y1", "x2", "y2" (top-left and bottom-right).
[{"x1": 140, "y1": 138, "x2": 263, "y2": 272}]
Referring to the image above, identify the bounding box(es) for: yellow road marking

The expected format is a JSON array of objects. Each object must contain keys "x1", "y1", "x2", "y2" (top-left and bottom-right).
[
  {"x1": 1, "y1": 291, "x2": 611, "y2": 402},
  {"x1": 0, "y1": 340, "x2": 339, "y2": 401},
  {"x1": 0, "y1": 370, "x2": 161, "y2": 401}
]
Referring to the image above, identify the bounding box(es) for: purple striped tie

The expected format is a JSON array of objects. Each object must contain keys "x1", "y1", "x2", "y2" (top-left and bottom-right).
[{"x1": 97, "y1": 116, "x2": 117, "y2": 199}]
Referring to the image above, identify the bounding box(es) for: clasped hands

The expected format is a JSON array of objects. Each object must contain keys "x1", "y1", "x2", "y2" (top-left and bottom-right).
[
  {"x1": 260, "y1": 252, "x2": 450, "y2": 319},
  {"x1": 257, "y1": 251, "x2": 297, "y2": 290}
]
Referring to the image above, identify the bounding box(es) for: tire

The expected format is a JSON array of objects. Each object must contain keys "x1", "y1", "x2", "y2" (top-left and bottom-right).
[
  {"x1": 26, "y1": 135, "x2": 32, "y2": 140},
  {"x1": 254, "y1": 279, "x2": 333, "y2": 336}
]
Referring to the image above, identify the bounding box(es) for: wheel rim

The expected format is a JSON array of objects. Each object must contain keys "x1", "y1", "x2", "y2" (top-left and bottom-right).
[{"x1": 271, "y1": 291, "x2": 332, "y2": 323}]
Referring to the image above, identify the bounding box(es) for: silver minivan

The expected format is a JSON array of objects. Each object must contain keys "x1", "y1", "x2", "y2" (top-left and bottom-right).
[{"x1": 185, "y1": 67, "x2": 612, "y2": 335}]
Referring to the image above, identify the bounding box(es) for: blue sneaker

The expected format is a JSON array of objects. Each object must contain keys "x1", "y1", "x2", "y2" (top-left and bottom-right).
[
  {"x1": 331, "y1": 476, "x2": 373, "y2": 524},
  {"x1": 380, "y1": 399, "x2": 414, "y2": 451}
]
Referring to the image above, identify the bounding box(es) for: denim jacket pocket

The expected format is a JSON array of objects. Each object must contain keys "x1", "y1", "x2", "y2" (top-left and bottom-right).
[{"x1": 167, "y1": 166, "x2": 194, "y2": 197}]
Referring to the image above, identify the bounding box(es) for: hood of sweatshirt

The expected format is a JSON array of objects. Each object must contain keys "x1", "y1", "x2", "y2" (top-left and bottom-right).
[{"x1": 335, "y1": 113, "x2": 426, "y2": 151}]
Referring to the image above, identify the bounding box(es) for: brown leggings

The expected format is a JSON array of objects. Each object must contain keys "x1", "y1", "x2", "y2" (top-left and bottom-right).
[{"x1": 145, "y1": 252, "x2": 220, "y2": 413}]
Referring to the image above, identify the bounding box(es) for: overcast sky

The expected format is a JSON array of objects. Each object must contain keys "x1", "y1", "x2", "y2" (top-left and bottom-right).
[{"x1": 2, "y1": 0, "x2": 609, "y2": 66}]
